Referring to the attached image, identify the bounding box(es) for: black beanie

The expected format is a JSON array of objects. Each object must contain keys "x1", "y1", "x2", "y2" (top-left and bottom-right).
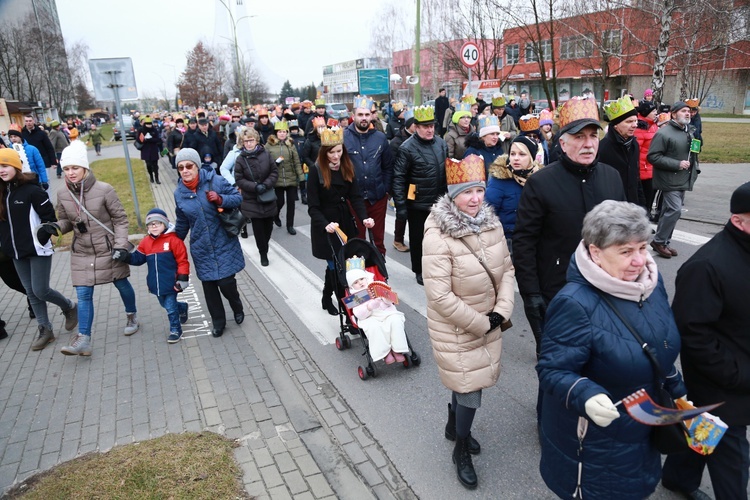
[
  {"x1": 637, "y1": 101, "x2": 657, "y2": 118},
  {"x1": 730, "y1": 182, "x2": 750, "y2": 214},
  {"x1": 511, "y1": 135, "x2": 538, "y2": 160}
]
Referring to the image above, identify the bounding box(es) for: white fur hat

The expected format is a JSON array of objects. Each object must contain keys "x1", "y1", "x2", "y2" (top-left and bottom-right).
[
  {"x1": 346, "y1": 269, "x2": 374, "y2": 289},
  {"x1": 60, "y1": 141, "x2": 90, "y2": 169}
]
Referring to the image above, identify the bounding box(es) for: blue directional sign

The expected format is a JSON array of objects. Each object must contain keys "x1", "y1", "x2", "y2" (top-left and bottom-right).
[{"x1": 358, "y1": 69, "x2": 390, "y2": 96}]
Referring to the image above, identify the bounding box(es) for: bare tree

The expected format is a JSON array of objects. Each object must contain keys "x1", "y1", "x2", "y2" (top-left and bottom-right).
[
  {"x1": 177, "y1": 41, "x2": 224, "y2": 107},
  {"x1": 367, "y1": 0, "x2": 412, "y2": 59}
]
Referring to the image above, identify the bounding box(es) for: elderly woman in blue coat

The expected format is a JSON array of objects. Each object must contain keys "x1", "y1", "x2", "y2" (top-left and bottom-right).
[
  {"x1": 537, "y1": 200, "x2": 686, "y2": 499},
  {"x1": 174, "y1": 148, "x2": 245, "y2": 338}
]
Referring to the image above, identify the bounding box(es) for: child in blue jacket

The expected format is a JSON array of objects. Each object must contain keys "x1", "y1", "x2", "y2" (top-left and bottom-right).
[{"x1": 113, "y1": 208, "x2": 190, "y2": 343}]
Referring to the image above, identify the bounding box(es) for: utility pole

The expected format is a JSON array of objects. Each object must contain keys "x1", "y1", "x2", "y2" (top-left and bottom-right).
[{"x1": 414, "y1": 0, "x2": 422, "y2": 105}]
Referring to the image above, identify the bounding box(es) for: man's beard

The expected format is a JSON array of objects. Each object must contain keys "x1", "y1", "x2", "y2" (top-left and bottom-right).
[{"x1": 355, "y1": 120, "x2": 369, "y2": 132}]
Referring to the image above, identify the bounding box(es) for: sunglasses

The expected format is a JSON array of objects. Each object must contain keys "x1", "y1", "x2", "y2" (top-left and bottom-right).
[{"x1": 177, "y1": 164, "x2": 195, "y2": 171}]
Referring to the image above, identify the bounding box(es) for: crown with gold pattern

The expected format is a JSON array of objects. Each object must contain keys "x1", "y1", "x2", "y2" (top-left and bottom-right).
[
  {"x1": 312, "y1": 116, "x2": 326, "y2": 129},
  {"x1": 413, "y1": 105, "x2": 436, "y2": 124},
  {"x1": 461, "y1": 94, "x2": 477, "y2": 105},
  {"x1": 345, "y1": 256, "x2": 366, "y2": 272},
  {"x1": 314, "y1": 98, "x2": 326, "y2": 107},
  {"x1": 320, "y1": 126, "x2": 344, "y2": 147},
  {"x1": 604, "y1": 96, "x2": 636, "y2": 122},
  {"x1": 354, "y1": 95, "x2": 373, "y2": 110},
  {"x1": 519, "y1": 114, "x2": 540, "y2": 132},
  {"x1": 446, "y1": 155, "x2": 486, "y2": 198},
  {"x1": 685, "y1": 97, "x2": 699, "y2": 109},
  {"x1": 539, "y1": 109, "x2": 554, "y2": 126},
  {"x1": 477, "y1": 115, "x2": 500, "y2": 135},
  {"x1": 559, "y1": 97, "x2": 601, "y2": 134},
  {"x1": 491, "y1": 93, "x2": 506, "y2": 107}
]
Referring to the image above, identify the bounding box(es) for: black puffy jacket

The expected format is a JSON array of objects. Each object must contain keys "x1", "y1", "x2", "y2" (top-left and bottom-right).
[
  {"x1": 0, "y1": 179, "x2": 57, "y2": 259},
  {"x1": 392, "y1": 133, "x2": 448, "y2": 218}
]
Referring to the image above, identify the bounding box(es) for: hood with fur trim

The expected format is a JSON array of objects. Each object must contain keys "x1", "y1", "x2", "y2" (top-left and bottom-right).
[
  {"x1": 430, "y1": 194, "x2": 502, "y2": 239},
  {"x1": 488, "y1": 154, "x2": 543, "y2": 181},
  {"x1": 265, "y1": 134, "x2": 295, "y2": 148}
]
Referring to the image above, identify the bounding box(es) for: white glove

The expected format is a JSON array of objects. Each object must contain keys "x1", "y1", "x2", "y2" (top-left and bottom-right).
[
  {"x1": 584, "y1": 394, "x2": 620, "y2": 427},
  {"x1": 145, "y1": 133, "x2": 152, "y2": 139}
]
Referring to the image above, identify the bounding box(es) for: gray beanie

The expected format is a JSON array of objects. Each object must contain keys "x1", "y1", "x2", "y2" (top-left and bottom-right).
[
  {"x1": 670, "y1": 101, "x2": 688, "y2": 114},
  {"x1": 175, "y1": 148, "x2": 201, "y2": 167}
]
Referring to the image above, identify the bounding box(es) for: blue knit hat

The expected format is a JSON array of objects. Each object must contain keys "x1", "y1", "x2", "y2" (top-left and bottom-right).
[{"x1": 146, "y1": 208, "x2": 169, "y2": 227}]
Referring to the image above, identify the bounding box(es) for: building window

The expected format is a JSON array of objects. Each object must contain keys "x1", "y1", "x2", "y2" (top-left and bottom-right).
[
  {"x1": 525, "y1": 43, "x2": 538, "y2": 63},
  {"x1": 506, "y1": 44, "x2": 519, "y2": 65},
  {"x1": 601, "y1": 30, "x2": 621, "y2": 56},
  {"x1": 560, "y1": 37, "x2": 575, "y2": 60},
  {"x1": 541, "y1": 40, "x2": 552, "y2": 61},
  {"x1": 578, "y1": 36, "x2": 594, "y2": 58},
  {"x1": 493, "y1": 57, "x2": 503, "y2": 70},
  {"x1": 525, "y1": 41, "x2": 551, "y2": 63}
]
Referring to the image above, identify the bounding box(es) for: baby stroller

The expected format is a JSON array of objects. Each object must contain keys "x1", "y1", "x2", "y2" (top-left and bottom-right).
[{"x1": 330, "y1": 232, "x2": 421, "y2": 380}]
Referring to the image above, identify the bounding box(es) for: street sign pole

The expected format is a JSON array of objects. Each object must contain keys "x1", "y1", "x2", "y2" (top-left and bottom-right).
[
  {"x1": 468, "y1": 68, "x2": 472, "y2": 95},
  {"x1": 106, "y1": 70, "x2": 143, "y2": 228},
  {"x1": 460, "y1": 41, "x2": 480, "y2": 97}
]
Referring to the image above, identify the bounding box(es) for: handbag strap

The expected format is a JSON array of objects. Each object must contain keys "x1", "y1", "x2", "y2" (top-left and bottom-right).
[
  {"x1": 458, "y1": 238, "x2": 497, "y2": 301},
  {"x1": 66, "y1": 186, "x2": 115, "y2": 237},
  {"x1": 596, "y1": 291, "x2": 666, "y2": 380}
]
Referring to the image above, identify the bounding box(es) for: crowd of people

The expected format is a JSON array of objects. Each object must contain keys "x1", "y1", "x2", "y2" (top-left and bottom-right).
[{"x1": 0, "y1": 86, "x2": 747, "y2": 499}]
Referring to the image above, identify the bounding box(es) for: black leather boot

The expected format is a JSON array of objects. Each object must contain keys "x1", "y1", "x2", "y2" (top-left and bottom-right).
[
  {"x1": 321, "y1": 270, "x2": 338, "y2": 316},
  {"x1": 445, "y1": 404, "x2": 481, "y2": 454},
  {"x1": 452, "y1": 434, "x2": 478, "y2": 489}
]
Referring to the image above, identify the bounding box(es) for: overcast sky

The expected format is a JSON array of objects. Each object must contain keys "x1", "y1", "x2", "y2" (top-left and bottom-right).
[{"x1": 56, "y1": 0, "x2": 390, "y2": 99}]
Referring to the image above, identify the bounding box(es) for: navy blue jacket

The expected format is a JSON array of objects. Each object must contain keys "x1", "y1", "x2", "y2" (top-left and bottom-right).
[
  {"x1": 129, "y1": 230, "x2": 189, "y2": 296},
  {"x1": 537, "y1": 255, "x2": 686, "y2": 499},
  {"x1": 344, "y1": 124, "x2": 393, "y2": 203},
  {"x1": 174, "y1": 169, "x2": 244, "y2": 282},
  {"x1": 485, "y1": 177, "x2": 522, "y2": 240}
]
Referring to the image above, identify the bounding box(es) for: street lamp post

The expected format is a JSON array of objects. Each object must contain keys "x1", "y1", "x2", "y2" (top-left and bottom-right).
[{"x1": 217, "y1": 0, "x2": 256, "y2": 106}]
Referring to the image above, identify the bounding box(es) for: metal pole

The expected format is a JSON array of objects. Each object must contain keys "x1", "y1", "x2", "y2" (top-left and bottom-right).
[
  {"x1": 467, "y1": 68, "x2": 472, "y2": 96},
  {"x1": 414, "y1": 0, "x2": 421, "y2": 106},
  {"x1": 107, "y1": 71, "x2": 143, "y2": 228}
]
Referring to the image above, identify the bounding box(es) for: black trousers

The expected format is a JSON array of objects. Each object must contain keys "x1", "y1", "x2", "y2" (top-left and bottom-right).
[
  {"x1": 0, "y1": 260, "x2": 27, "y2": 295},
  {"x1": 407, "y1": 209, "x2": 430, "y2": 274},
  {"x1": 145, "y1": 160, "x2": 159, "y2": 179},
  {"x1": 201, "y1": 275, "x2": 243, "y2": 329},
  {"x1": 250, "y1": 217, "x2": 274, "y2": 257},
  {"x1": 275, "y1": 186, "x2": 297, "y2": 227}
]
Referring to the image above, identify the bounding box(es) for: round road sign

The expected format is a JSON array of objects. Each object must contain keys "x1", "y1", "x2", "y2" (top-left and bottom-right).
[{"x1": 460, "y1": 42, "x2": 480, "y2": 68}]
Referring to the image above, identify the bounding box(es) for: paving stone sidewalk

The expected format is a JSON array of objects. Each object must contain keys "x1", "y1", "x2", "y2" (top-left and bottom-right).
[{"x1": 0, "y1": 155, "x2": 416, "y2": 499}]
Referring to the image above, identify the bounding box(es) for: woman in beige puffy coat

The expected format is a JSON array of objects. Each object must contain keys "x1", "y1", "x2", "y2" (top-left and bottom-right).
[
  {"x1": 54, "y1": 141, "x2": 138, "y2": 356},
  {"x1": 422, "y1": 154, "x2": 514, "y2": 490}
]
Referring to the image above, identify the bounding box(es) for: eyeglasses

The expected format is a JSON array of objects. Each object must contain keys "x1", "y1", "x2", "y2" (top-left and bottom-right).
[
  {"x1": 146, "y1": 221, "x2": 164, "y2": 227},
  {"x1": 177, "y1": 164, "x2": 195, "y2": 171},
  {"x1": 243, "y1": 139, "x2": 257, "y2": 144}
]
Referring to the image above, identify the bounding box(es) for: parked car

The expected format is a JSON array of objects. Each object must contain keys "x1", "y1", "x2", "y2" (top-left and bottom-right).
[
  {"x1": 325, "y1": 103, "x2": 348, "y2": 117},
  {"x1": 533, "y1": 99, "x2": 557, "y2": 113},
  {"x1": 113, "y1": 115, "x2": 136, "y2": 141}
]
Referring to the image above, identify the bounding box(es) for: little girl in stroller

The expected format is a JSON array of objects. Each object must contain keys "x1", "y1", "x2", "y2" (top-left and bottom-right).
[{"x1": 346, "y1": 257, "x2": 409, "y2": 364}]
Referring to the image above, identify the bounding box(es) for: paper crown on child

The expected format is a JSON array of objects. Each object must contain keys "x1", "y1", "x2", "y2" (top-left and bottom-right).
[
  {"x1": 446, "y1": 155, "x2": 486, "y2": 199},
  {"x1": 274, "y1": 120, "x2": 289, "y2": 131},
  {"x1": 345, "y1": 256, "x2": 373, "y2": 288},
  {"x1": 558, "y1": 97, "x2": 601, "y2": 134},
  {"x1": 461, "y1": 94, "x2": 477, "y2": 105},
  {"x1": 604, "y1": 96, "x2": 637, "y2": 124},
  {"x1": 519, "y1": 114, "x2": 540, "y2": 132},
  {"x1": 314, "y1": 98, "x2": 326, "y2": 107},
  {"x1": 311, "y1": 116, "x2": 326, "y2": 129},
  {"x1": 452, "y1": 103, "x2": 472, "y2": 124},
  {"x1": 288, "y1": 120, "x2": 299, "y2": 129},
  {"x1": 477, "y1": 115, "x2": 500, "y2": 137},
  {"x1": 685, "y1": 97, "x2": 700, "y2": 109},
  {"x1": 354, "y1": 95, "x2": 373, "y2": 110},
  {"x1": 346, "y1": 256, "x2": 366, "y2": 272},
  {"x1": 539, "y1": 109, "x2": 554, "y2": 126},
  {"x1": 413, "y1": 105, "x2": 436, "y2": 125},
  {"x1": 320, "y1": 126, "x2": 344, "y2": 147},
  {"x1": 491, "y1": 93, "x2": 507, "y2": 107}
]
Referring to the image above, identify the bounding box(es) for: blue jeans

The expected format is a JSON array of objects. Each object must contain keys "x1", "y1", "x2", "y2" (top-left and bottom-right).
[
  {"x1": 157, "y1": 293, "x2": 187, "y2": 333},
  {"x1": 75, "y1": 278, "x2": 137, "y2": 336}
]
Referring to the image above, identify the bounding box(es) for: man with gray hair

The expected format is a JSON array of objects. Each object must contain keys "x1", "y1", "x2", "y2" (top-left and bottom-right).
[
  {"x1": 647, "y1": 101, "x2": 700, "y2": 259},
  {"x1": 513, "y1": 97, "x2": 625, "y2": 359}
]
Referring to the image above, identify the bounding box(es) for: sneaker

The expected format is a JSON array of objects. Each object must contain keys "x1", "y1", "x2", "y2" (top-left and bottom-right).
[
  {"x1": 123, "y1": 313, "x2": 139, "y2": 336},
  {"x1": 393, "y1": 241, "x2": 410, "y2": 252},
  {"x1": 31, "y1": 325, "x2": 55, "y2": 351},
  {"x1": 62, "y1": 302, "x2": 78, "y2": 331},
  {"x1": 60, "y1": 334, "x2": 92, "y2": 356},
  {"x1": 167, "y1": 331, "x2": 182, "y2": 344},
  {"x1": 179, "y1": 303, "x2": 189, "y2": 324}
]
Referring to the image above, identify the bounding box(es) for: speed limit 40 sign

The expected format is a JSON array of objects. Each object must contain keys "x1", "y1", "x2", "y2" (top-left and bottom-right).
[{"x1": 460, "y1": 42, "x2": 480, "y2": 68}]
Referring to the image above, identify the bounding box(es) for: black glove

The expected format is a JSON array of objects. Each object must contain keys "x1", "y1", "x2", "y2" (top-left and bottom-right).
[
  {"x1": 111, "y1": 248, "x2": 131, "y2": 262},
  {"x1": 174, "y1": 274, "x2": 190, "y2": 292},
  {"x1": 255, "y1": 183, "x2": 267, "y2": 194},
  {"x1": 40, "y1": 182, "x2": 49, "y2": 190},
  {"x1": 36, "y1": 223, "x2": 60, "y2": 245},
  {"x1": 487, "y1": 312, "x2": 504, "y2": 333},
  {"x1": 523, "y1": 293, "x2": 548, "y2": 323}
]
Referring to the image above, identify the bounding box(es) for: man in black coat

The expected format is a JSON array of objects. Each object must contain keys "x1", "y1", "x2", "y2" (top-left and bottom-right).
[
  {"x1": 513, "y1": 98, "x2": 626, "y2": 358},
  {"x1": 434, "y1": 88, "x2": 450, "y2": 137},
  {"x1": 186, "y1": 118, "x2": 223, "y2": 163},
  {"x1": 22, "y1": 115, "x2": 56, "y2": 169},
  {"x1": 599, "y1": 98, "x2": 646, "y2": 206},
  {"x1": 661, "y1": 182, "x2": 750, "y2": 500}
]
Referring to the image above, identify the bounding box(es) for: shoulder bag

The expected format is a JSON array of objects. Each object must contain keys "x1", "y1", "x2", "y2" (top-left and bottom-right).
[
  {"x1": 209, "y1": 178, "x2": 245, "y2": 238},
  {"x1": 458, "y1": 238, "x2": 512, "y2": 332},
  {"x1": 66, "y1": 187, "x2": 135, "y2": 252},
  {"x1": 597, "y1": 292, "x2": 689, "y2": 454},
  {"x1": 241, "y1": 155, "x2": 276, "y2": 204}
]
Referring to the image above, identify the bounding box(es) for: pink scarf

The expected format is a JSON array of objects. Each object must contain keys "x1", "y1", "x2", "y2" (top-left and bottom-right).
[{"x1": 575, "y1": 241, "x2": 658, "y2": 302}]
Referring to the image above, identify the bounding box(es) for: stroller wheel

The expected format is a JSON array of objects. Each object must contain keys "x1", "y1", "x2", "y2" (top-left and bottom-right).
[
  {"x1": 358, "y1": 366, "x2": 368, "y2": 380},
  {"x1": 411, "y1": 351, "x2": 421, "y2": 366},
  {"x1": 335, "y1": 337, "x2": 344, "y2": 350},
  {"x1": 367, "y1": 364, "x2": 377, "y2": 378},
  {"x1": 343, "y1": 336, "x2": 352, "y2": 349}
]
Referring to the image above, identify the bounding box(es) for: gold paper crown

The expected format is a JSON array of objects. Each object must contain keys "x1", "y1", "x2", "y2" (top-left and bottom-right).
[
  {"x1": 392, "y1": 101, "x2": 405, "y2": 112},
  {"x1": 301, "y1": 100, "x2": 313, "y2": 108},
  {"x1": 274, "y1": 120, "x2": 289, "y2": 131},
  {"x1": 320, "y1": 126, "x2": 344, "y2": 146},
  {"x1": 539, "y1": 109, "x2": 554, "y2": 125},
  {"x1": 656, "y1": 112, "x2": 671, "y2": 126},
  {"x1": 477, "y1": 115, "x2": 499, "y2": 131},
  {"x1": 455, "y1": 103, "x2": 472, "y2": 113},
  {"x1": 354, "y1": 95, "x2": 373, "y2": 110},
  {"x1": 604, "y1": 96, "x2": 635, "y2": 122},
  {"x1": 685, "y1": 98, "x2": 699, "y2": 108},
  {"x1": 413, "y1": 105, "x2": 435, "y2": 123},
  {"x1": 491, "y1": 93, "x2": 506, "y2": 107},
  {"x1": 311, "y1": 116, "x2": 326, "y2": 128},
  {"x1": 314, "y1": 98, "x2": 326, "y2": 107},
  {"x1": 559, "y1": 97, "x2": 600, "y2": 129},
  {"x1": 345, "y1": 256, "x2": 366, "y2": 272},
  {"x1": 445, "y1": 155, "x2": 486, "y2": 186},
  {"x1": 461, "y1": 94, "x2": 477, "y2": 105},
  {"x1": 519, "y1": 114, "x2": 540, "y2": 132}
]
